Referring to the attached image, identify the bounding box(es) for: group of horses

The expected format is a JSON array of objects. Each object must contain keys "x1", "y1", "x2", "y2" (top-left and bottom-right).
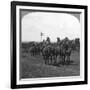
[{"x1": 29, "y1": 38, "x2": 77, "y2": 65}]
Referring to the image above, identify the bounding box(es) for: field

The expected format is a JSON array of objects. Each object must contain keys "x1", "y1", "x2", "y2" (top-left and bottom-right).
[{"x1": 20, "y1": 50, "x2": 80, "y2": 79}]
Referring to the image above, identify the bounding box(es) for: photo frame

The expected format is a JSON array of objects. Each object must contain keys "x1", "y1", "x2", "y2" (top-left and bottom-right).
[{"x1": 11, "y1": 1, "x2": 88, "y2": 89}]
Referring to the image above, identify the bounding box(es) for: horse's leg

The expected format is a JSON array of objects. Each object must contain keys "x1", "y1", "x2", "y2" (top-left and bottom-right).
[
  {"x1": 53, "y1": 55, "x2": 56, "y2": 64},
  {"x1": 32, "y1": 52, "x2": 34, "y2": 56},
  {"x1": 46, "y1": 56, "x2": 49, "y2": 65},
  {"x1": 68, "y1": 55, "x2": 70, "y2": 62},
  {"x1": 49, "y1": 56, "x2": 52, "y2": 64},
  {"x1": 55, "y1": 55, "x2": 57, "y2": 64},
  {"x1": 63, "y1": 55, "x2": 65, "y2": 64},
  {"x1": 52, "y1": 55, "x2": 55, "y2": 64},
  {"x1": 48, "y1": 56, "x2": 51, "y2": 65},
  {"x1": 45, "y1": 58, "x2": 46, "y2": 64},
  {"x1": 45, "y1": 56, "x2": 48, "y2": 65},
  {"x1": 44, "y1": 56, "x2": 46, "y2": 64},
  {"x1": 51, "y1": 55, "x2": 54, "y2": 65},
  {"x1": 50, "y1": 56, "x2": 52, "y2": 64},
  {"x1": 69, "y1": 55, "x2": 70, "y2": 62}
]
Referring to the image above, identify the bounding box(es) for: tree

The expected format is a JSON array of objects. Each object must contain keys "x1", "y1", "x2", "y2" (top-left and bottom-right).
[
  {"x1": 57, "y1": 37, "x2": 60, "y2": 42},
  {"x1": 57, "y1": 37, "x2": 60, "y2": 45},
  {"x1": 75, "y1": 38, "x2": 80, "y2": 47}
]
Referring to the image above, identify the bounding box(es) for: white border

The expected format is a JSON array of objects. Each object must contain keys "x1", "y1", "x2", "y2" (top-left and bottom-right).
[{"x1": 16, "y1": 5, "x2": 85, "y2": 85}]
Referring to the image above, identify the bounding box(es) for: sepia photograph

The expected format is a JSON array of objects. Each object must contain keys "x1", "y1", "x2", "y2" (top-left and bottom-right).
[{"x1": 11, "y1": 1, "x2": 87, "y2": 89}]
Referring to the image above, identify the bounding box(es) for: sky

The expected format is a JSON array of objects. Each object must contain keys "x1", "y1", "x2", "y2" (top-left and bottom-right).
[{"x1": 21, "y1": 12, "x2": 81, "y2": 42}]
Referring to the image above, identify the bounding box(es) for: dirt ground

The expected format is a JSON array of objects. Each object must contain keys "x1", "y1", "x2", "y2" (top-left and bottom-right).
[{"x1": 20, "y1": 51, "x2": 80, "y2": 79}]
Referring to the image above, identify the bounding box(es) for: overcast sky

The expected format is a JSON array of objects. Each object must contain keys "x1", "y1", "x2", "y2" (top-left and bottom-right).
[{"x1": 21, "y1": 12, "x2": 81, "y2": 42}]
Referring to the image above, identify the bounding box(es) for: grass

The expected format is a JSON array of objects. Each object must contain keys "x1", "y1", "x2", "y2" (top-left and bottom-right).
[{"x1": 20, "y1": 50, "x2": 80, "y2": 79}]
